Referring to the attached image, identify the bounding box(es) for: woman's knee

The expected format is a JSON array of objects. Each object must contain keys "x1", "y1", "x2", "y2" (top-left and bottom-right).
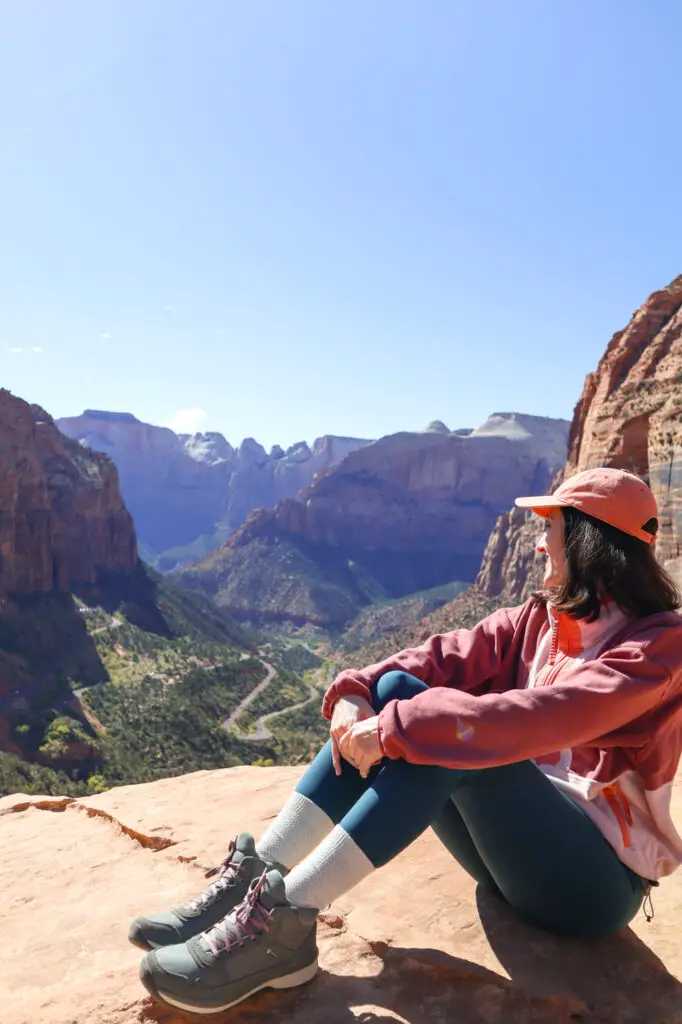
[{"x1": 372, "y1": 670, "x2": 428, "y2": 709}]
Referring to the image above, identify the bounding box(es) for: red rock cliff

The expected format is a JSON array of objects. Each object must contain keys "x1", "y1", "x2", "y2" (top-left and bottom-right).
[
  {"x1": 566, "y1": 275, "x2": 682, "y2": 585},
  {"x1": 0, "y1": 390, "x2": 138, "y2": 596},
  {"x1": 478, "y1": 274, "x2": 682, "y2": 601}
]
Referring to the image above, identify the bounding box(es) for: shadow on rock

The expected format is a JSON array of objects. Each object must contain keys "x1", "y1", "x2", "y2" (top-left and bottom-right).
[
  {"x1": 136, "y1": 937, "x2": 599, "y2": 1024},
  {"x1": 134, "y1": 886, "x2": 682, "y2": 1024},
  {"x1": 476, "y1": 884, "x2": 682, "y2": 1021}
]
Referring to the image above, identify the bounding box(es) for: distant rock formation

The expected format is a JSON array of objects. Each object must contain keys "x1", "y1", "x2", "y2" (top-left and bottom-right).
[
  {"x1": 0, "y1": 390, "x2": 139, "y2": 747},
  {"x1": 182, "y1": 413, "x2": 569, "y2": 626},
  {"x1": 476, "y1": 505, "x2": 548, "y2": 603},
  {"x1": 478, "y1": 274, "x2": 682, "y2": 603},
  {"x1": 0, "y1": 392, "x2": 138, "y2": 596},
  {"x1": 57, "y1": 411, "x2": 370, "y2": 565},
  {"x1": 0, "y1": 391, "x2": 258, "y2": 775},
  {"x1": 421, "y1": 419, "x2": 452, "y2": 434}
]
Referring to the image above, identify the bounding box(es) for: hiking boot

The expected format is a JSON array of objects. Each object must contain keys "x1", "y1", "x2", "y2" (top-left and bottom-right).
[
  {"x1": 129, "y1": 833, "x2": 268, "y2": 951},
  {"x1": 139, "y1": 868, "x2": 318, "y2": 1014}
]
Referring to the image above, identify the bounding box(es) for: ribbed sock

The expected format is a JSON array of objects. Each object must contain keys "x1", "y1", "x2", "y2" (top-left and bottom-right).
[
  {"x1": 256, "y1": 791, "x2": 334, "y2": 871},
  {"x1": 283, "y1": 824, "x2": 374, "y2": 910}
]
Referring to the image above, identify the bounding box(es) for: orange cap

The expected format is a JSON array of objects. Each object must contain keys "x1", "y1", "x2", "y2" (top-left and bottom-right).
[{"x1": 515, "y1": 468, "x2": 658, "y2": 544}]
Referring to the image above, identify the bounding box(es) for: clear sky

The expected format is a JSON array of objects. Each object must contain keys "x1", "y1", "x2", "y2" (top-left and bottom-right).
[{"x1": 2, "y1": 1, "x2": 681, "y2": 450}]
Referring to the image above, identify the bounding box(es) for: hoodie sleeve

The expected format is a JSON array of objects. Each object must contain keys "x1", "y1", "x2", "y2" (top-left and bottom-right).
[
  {"x1": 322, "y1": 603, "x2": 527, "y2": 720},
  {"x1": 377, "y1": 640, "x2": 676, "y2": 768}
]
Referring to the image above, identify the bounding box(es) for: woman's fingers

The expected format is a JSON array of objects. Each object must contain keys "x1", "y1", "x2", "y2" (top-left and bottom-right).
[
  {"x1": 331, "y1": 733, "x2": 342, "y2": 775},
  {"x1": 346, "y1": 717, "x2": 383, "y2": 778},
  {"x1": 331, "y1": 723, "x2": 358, "y2": 772},
  {"x1": 336, "y1": 729, "x2": 356, "y2": 768}
]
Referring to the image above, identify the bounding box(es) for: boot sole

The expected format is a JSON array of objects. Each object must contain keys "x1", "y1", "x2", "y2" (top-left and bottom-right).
[{"x1": 140, "y1": 957, "x2": 319, "y2": 1014}]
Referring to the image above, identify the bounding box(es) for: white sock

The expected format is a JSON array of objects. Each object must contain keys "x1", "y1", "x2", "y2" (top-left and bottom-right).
[
  {"x1": 283, "y1": 824, "x2": 374, "y2": 910},
  {"x1": 256, "y1": 791, "x2": 334, "y2": 870}
]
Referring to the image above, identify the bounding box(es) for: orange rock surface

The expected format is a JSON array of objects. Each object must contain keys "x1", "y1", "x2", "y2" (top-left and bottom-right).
[{"x1": 3, "y1": 764, "x2": 682, "y2": 1023}]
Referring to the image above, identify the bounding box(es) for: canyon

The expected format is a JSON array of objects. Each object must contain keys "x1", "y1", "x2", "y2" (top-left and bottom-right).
[
  {"x1": 182, "y1": 413, "x2": 569, "y2": 626},
  {"x1": 57, "y1": 410, "x2": 369, "y2": 567}
]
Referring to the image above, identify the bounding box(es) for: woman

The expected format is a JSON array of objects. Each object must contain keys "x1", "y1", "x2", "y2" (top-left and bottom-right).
[{"x1": 132, "y1": 467, "x2": 682, "y2": 1016}]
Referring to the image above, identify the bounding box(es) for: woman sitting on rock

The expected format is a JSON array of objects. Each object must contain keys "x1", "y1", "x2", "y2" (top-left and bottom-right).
[{"x1": 130, "y1": 467, "x2": 682, "y2": 1016}]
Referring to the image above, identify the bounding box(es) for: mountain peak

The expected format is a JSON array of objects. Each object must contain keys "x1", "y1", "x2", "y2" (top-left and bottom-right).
[
  {"x1": 80, "y1": 410, "x2": 141, "y2": 424},
  {"x1": 421, "y1": 419, "x2": 451, "y2": 435}
]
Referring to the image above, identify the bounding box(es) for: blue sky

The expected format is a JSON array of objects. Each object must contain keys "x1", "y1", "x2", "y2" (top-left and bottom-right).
[{"x1": 1, "y1": 1, "x2": 681, "y2": 449}]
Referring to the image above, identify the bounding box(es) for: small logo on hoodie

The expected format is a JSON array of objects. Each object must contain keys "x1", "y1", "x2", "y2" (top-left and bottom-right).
[{"x1": 456, "y1": 718, "x2": 475, "y2": 742}]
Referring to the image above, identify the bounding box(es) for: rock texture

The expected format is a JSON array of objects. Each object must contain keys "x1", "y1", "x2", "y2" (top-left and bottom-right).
[
  {"x1": 0, "y1": 390, "x2": 139, "y2": 756},
  {"x1": 0, "y1": 391, "x2": 137, "y2": 596},
  {"x1": 479, "y1": 275, "x2": 682, "y2": 604},
  {"x1": 182, "y1": 414, "x2": 569, "y2": 626},
  {"x1": 475, "y1": 507, "x2": 546, "y2": 605},
  {"x1": 57, "y1": 411, "x2": 370, "y2": 566},
  {"x1": 566, "y1": 275, "x2": 682, "y2": 587},
  {"x1": 3, "y1": 763, "x2": 682, "y2": 1024}
]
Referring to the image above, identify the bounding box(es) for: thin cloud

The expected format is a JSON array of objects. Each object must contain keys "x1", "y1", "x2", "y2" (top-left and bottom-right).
[
  {"x1": 8, "y1": 347, "x2": 22, "y2": 354},
  {"x1": 31, "y1": 346, "x2": 43, "y2": 353},
  {"x1": 100, "y1": 332, "x2": 112, "y2": 340},
  {"x1": 163, "y1": 305, "x2": 176, "y2": 314},
  {"x1": 163, "y1": 408, "x2": 207, "y2": 434}
]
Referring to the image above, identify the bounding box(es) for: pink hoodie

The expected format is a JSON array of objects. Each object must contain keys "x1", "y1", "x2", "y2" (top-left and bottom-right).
[{"x1": 323, "y1": 599, "x2": 682, "y2": 880}]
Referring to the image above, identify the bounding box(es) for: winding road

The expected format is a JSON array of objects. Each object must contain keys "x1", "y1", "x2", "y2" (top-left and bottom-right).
[
  {"x1": 221, "y1": 662, "x2": 277, "y2": 732},
  {"x1": 3, "y1": 600, "x2": 321, "y2": 747},
  {"x1": 242, "y1": 682, "x2": 319, "y2": 742},
  {"x1": 222, "y1": 663, "x2": 319, "y2": 743}
]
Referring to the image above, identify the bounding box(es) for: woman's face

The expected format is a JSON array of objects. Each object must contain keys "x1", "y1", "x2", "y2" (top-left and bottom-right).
[{"x1": 536, "y1": 509, "x2": 567, "y2": 586}]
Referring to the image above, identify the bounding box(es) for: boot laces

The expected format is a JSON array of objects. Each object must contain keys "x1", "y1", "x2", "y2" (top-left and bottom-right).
[
  {"x1": 202, "y1": 870, "x2": 273, "y2": 956},
  {"x1": 187, "y1": 836, "x2": 244, "y2": 912}
]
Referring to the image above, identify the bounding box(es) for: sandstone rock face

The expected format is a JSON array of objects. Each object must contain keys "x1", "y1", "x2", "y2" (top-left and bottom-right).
[
  {"x1": 219, "y1": 435, "x2": 372, "y2": 549},
  {"x1": 270, "y1": 415, "x2": 567, "y2": 561},
  {"x1": 480, "y1": 275, "x2": 682, "y2": 603},
  {"x1": 181, "y1": 430, "x2": 235, "y2": 463},
  {"x1": 566, "y1": 275, "x2": 682, "y2": 586},
  {"x1": 0, "y1": 391, "x2": 137, "y2": 596},
  {"x1": 3, "y1": 764, "x2": 682, "y2": 1024},
  {"x1": 476, "y1": 506, "x2": 546, "y2": 604},
  {"x1": 57, "y1": 411, "x2": 370, "y2": 564},
  {"x1": 57, "y1": 410, "x2": 222, "y2": 558},
  {"x1": 183, "y1": 414, "x2": 569, "y2": 625}
]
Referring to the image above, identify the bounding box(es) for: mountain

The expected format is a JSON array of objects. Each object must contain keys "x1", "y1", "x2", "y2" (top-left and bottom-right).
[
  {"x1": 0, "y1": 389, "x2": 272, "y2": 795},
  {"x1": 476, "y1": 273, "x2": 682, "y2": 606},
  {"x1": 57, "y1": 410, "x2": 370, "y2": 568},
  {"x1": 181, "y1": 413, "x2": 569, "y2": 627},
  {"x1": 1, "y1": 392, "x2": 138, "y2": 596}
]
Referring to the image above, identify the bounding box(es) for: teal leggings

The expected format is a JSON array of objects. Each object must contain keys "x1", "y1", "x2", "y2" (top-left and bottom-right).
[{"x1": 297, "y1": 671, "x2": 646, "y2": 937}]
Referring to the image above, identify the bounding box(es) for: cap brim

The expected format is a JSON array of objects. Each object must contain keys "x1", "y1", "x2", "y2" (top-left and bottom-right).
[{"x1": 514, "y1": 495, "x2": 565, "y2": 515}]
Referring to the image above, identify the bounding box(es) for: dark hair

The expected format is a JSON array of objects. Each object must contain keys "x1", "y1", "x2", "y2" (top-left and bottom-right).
[{"x1": 542, "y1": 506, "x2": 681, "y2": 621}]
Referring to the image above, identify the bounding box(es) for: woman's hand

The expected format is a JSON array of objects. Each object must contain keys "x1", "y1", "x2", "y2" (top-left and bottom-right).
[
  {"x1": 330, "y1": 694, "x2": 374, "y2": 774},
  {"x1": 345, "y1": 717, "x2": 384, "y2": 778}
]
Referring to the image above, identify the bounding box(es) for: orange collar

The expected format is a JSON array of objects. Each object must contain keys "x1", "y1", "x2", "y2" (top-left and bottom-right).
[{"x1": 548, "y1": 603, "x2": 629, "y2": 657}]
